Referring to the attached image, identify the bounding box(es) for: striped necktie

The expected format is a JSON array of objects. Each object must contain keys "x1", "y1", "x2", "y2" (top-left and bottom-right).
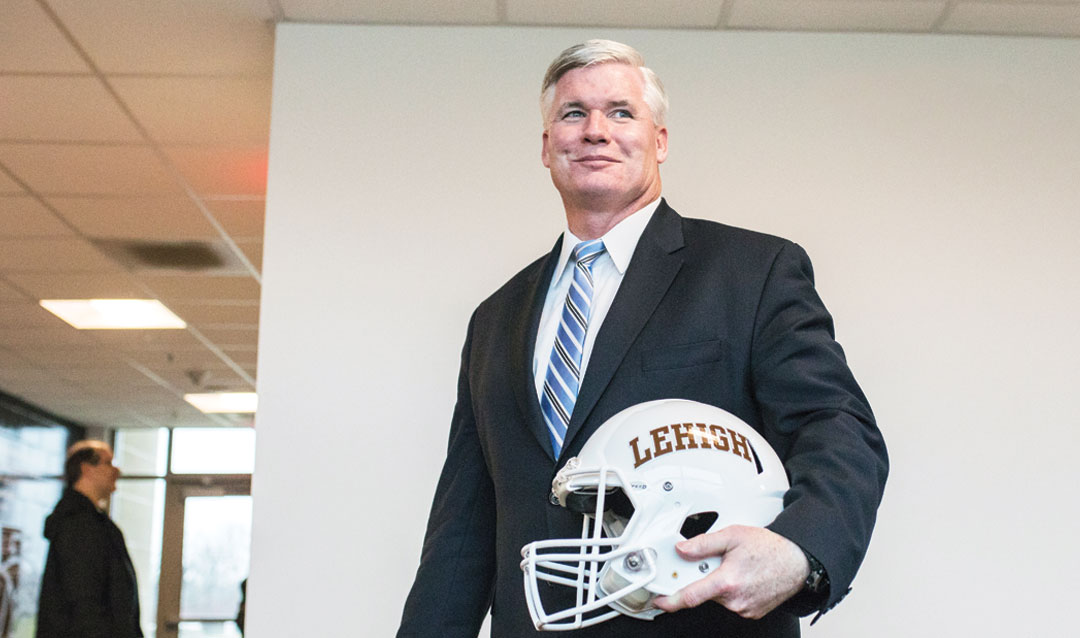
[{"x1": 541, "y1": 239, "x2": 606, "y2": 457}]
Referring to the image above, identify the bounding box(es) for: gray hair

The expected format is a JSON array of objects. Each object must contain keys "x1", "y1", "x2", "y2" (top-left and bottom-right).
[{"x1": 540, "y1": 39, "x2": 669, "y2": 127}]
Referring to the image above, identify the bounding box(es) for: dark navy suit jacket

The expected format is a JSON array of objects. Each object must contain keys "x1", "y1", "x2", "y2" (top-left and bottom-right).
[{"x1": 398, "y1": 200, "x2": 888, "y2": 638}]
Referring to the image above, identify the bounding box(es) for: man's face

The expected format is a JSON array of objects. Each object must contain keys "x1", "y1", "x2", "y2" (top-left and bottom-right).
[
  {"x1": 542, "y1": 63, "x2": 667, "y2": 211},
  {"x1": 83, "y1": 446, "x2": 120, "y2": 496}
]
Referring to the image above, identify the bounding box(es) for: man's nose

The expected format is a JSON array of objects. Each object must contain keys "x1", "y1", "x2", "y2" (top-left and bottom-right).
[{"x1": 582, "y1": 111, "x2": 609, "y2": 143}]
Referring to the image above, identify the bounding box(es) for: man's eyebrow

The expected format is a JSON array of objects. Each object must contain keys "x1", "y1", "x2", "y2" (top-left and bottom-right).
[{"x1": 558, "y1": 100, "x2": 633, "y2": 111}]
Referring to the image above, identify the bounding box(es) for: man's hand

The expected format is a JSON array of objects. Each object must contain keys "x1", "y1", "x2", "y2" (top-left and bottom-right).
[{"x1": 652, "y1": 525, "x2": 809, "y2": 620}]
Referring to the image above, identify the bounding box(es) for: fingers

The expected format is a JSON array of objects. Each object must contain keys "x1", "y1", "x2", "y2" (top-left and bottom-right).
[
  {"x1": 654, "y1": 526, "x2": 746, "y2": 613},
  {"x1": 672, "y1": 526, "x2": 735, "y2": 560},
  {"x1": 653, "y1": 571, "x2": 731, "y2": 613},
  {"x1": 652, "y1": 526, "x2": 809, "y2": 620}
]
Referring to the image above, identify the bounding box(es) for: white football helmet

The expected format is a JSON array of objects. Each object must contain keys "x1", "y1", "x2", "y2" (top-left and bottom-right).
[{"x1": 520, "y1": 399, "x2": 789, "y2": 631}]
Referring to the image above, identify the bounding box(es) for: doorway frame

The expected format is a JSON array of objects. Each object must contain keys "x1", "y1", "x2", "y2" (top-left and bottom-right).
[{"x1": 156, "y1": 474, "x2": 251, "y2": 638}]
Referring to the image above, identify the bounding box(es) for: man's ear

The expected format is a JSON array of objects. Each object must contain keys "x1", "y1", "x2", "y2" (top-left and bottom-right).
[
  {"x1": 541, "y1": 130, "x2": 551, "y2": 168},
  {"x1": 655, "y1": 126, "x2": 669, "y2": 164}
]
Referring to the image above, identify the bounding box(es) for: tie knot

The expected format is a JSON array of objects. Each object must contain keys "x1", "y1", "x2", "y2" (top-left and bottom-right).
[{"x1": 572, "y1": 239, "x2": 605, "y2": 266}]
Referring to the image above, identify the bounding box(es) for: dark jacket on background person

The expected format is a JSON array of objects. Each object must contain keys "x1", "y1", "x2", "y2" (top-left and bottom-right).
[{"x1": 36, "y1": 488, "x2": 142, "y2": 638}]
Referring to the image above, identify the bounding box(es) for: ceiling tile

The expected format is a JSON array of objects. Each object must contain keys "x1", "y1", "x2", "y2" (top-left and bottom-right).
[
  {"x1": 0, "y1": 279, "x2": 30, "y2": 301},
  {"x1": 0, "y1": 362, "x2": 54, "y2": 386},
  {"x1": 193, "y1": 373, "x2": 253, "y2": 393},
  {"x1": 131, "y1": 350, "x2": 241, "y2": 374},
  {"x1": 0, "y1": 170, "x2": 24, "y2": 195},
  {"x1": 112, "y1": 77, "x2": 272, "y2": 145},
  {"x1": 48, "y1": 0, "x2": 275, "y2": 75},
  {"x1": 0, "y1": 76, "x2": 142, "y2": 142},
  {"x1": 236, "y1": 240, "x2": 263, "y2": 272},
  {"x1": 47, "y1": 195, "x2": 218, "y2": 240},
  {"x1": 138, "y1": 368, "x2": 253, "y2": 394},
  {"x1": 943, "y1": 2, "x2": 1080, "y2": 37},
  {"x1": 507, "y1": 0, "x2": 725, "y2": 27},
  {"x1": 2, "y1": 381, "x2": 85, "y2": 406},
  {"x1": 220, "y1": 345, "x2": 257, "y2": 369},
  {"x1": 87, "y1": 329, "x2": 207, "y2": 352},
  {"x1": 0, "y1": 237, "x2": 121, "y2": 273},
  {"x1": 11, "y1": 351, "x2": 131, "y2": 371},
  {"x1": 56, "y1": 365, "x2": 152, "y2": 384},
  {"x1": 0, "y1": 327, "x2": 101, "y2": 348},
  {"x1": 197, "y1": 327, "x2": 259, "y2": 349},
  {"x1": 204, "y1": 199, "x2": 265, "y2": 239},
  {"x1": 0, "y1": 302, "x2": 72, "y2": 329},
  {"x1": 169, "y1": 302, "x2": 260, "y2": 326},
  {"x1": 728, "y1": 0, "x2": 948, "y2": 31},
  {"x1": 130, "y1": 364, "x2": 251, "y2": 391},
  {"x1": 128, "y1": 408, "x2": 222, "y2": 429},
  {"x1": 48, "y1": 406, "x2": 156, "y2": 428},
  {"x1": 9, "y1": 347, "x2": 129, "y2": 368},
  {"x1": 140, "y1": 275, "x2": 261, "y2": 302},
  {"x1": 0, "y1": 0, "x2": 90, "y2": 73},
  {"x1": 3, "y1": 272, "x2": 147, "y2": 299},
  {"x1": 0, "y1": 143, "x2": 182, "y2": 195},
  {"x1": 0, "y1": 196, "x2": 74, "y2": 238},
  {"x1": 165, "y1": 146, "x2": 268, "y2": 196},
  {"x1": 77, "y1": 383, "x2": 181, "y2": 403},
  {"x1": 280, "y1": 0, "x2": 499, "y2": 23}
]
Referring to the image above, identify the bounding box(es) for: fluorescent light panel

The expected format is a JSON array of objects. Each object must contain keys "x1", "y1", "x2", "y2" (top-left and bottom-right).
[
  {"x1": 185, "y1": 392, "x2": 258, "y2": 414},
  {"x1": 40, "y1": 299, "x2": 186, "y2": 329}
]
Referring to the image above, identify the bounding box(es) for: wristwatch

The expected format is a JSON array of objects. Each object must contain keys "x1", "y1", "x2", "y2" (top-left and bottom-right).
[{"x1": 802, "y1": 549, "x2": 830, "y2": 596}]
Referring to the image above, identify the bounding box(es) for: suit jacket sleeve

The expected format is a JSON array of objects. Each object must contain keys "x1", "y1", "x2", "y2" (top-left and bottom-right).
[
  {"x1": 397, "y1": 312, "x2": 498, "y2": 638},
  {"x1": 754, "y1": 242, "x2": 889, "y2": 611}
]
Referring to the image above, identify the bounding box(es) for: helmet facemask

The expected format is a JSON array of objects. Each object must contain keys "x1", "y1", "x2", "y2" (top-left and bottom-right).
[{"x1": 521, "y1": 462, "x2": 663, "y2": 630}]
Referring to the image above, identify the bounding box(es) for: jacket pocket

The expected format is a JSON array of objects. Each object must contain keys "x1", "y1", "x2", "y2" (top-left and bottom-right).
[{"x1": 641, "y1": 339, "x2": 725, "y2": 372}]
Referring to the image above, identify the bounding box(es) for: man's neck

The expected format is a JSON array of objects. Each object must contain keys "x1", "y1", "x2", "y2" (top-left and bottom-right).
[
  {"x1": 563, "y1": 188, "x2": 661, "y2": 240},
  {"x1": 74, "y1": 483, "x2": 106, "y2": 510}
]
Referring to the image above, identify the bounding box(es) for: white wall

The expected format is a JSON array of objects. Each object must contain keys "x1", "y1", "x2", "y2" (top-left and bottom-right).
[{"x1": 251, "y1": 25, "x2": 1080, "y2": 637}]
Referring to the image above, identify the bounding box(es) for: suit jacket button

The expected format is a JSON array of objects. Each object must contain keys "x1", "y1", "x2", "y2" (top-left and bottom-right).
[{"x1": 548, "y1": 491, "x2": 560, "y2": 506}]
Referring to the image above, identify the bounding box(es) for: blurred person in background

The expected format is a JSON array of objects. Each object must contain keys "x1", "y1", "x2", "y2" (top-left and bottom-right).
[{"x1": 36, "y1": 440, "x2": 141, "y2": 638}]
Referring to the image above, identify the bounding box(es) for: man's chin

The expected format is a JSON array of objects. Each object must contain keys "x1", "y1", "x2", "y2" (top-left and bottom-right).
[{"x1": 562, "y1": 181, "x2": 626, "y2": 204}]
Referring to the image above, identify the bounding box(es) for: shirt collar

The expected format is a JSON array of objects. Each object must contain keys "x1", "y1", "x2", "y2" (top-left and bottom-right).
[{"x1": 556, "y1": 197, "x2": 661, "y2": 278}]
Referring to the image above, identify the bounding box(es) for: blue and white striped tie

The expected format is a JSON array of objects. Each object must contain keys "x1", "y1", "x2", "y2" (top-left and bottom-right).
[{"x1": 541, "y1": 239, "x2": 606, "y2": 457}]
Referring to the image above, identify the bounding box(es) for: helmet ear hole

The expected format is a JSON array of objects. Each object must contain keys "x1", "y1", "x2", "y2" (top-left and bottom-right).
[{"x1": 679, "y1": 511, "x2": 719, "y2": 539}]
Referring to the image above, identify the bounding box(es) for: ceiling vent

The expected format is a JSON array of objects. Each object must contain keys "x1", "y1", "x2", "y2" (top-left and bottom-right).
[{"x1": 93, "y1": 239, "x2": 249, "y2": 273}]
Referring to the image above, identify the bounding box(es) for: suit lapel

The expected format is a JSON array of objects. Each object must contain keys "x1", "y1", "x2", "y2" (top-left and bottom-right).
[
  {"x1": 509, "y1": 235, "x2": 564, "y2": 462},
  {"x1": 562, "y1": 201, "x2": 686, "y2": 454}
]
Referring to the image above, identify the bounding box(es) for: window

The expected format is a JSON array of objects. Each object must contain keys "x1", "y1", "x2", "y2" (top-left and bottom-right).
[{"x1": 170, "y1": 429, "x2": 255, "y2": 475}]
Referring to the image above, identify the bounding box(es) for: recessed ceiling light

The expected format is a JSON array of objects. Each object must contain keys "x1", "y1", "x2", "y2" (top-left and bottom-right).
[
  {"x1": 184, "y1": 392, "x2": 258, "y2": 414},
  {"x1": 40, "y1": 299, "x2": 186, "y2": 329}
]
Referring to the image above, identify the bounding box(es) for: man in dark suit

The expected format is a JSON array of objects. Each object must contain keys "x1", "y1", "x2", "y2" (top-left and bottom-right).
[
  {"x1": 36, "y1": 441, "x2": 142, "y2": 638},
  {"x1": 398, "y1": 40, "x2": 887, "y2": 637}
]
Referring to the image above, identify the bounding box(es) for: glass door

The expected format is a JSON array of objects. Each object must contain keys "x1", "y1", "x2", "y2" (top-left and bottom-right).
[
  {"x1": 157, "y1": 478, "x2": 251, "y2": 638},
  {"x1": 112, "y1": 427, "x2": 256, "y2": 638}
]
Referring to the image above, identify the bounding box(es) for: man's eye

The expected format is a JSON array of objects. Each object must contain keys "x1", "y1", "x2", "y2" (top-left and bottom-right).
[
  {"x1": 562, "y1": 110, "x2": 585, "y2": 119},
  {"x1": 612, "y1": 109, "x2": 633, "y2": 118}
]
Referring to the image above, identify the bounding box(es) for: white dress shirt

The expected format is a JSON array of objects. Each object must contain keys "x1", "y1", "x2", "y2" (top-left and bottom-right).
[{"x1": 532, "y1": 199, "x2": 661, "y2": 403}]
